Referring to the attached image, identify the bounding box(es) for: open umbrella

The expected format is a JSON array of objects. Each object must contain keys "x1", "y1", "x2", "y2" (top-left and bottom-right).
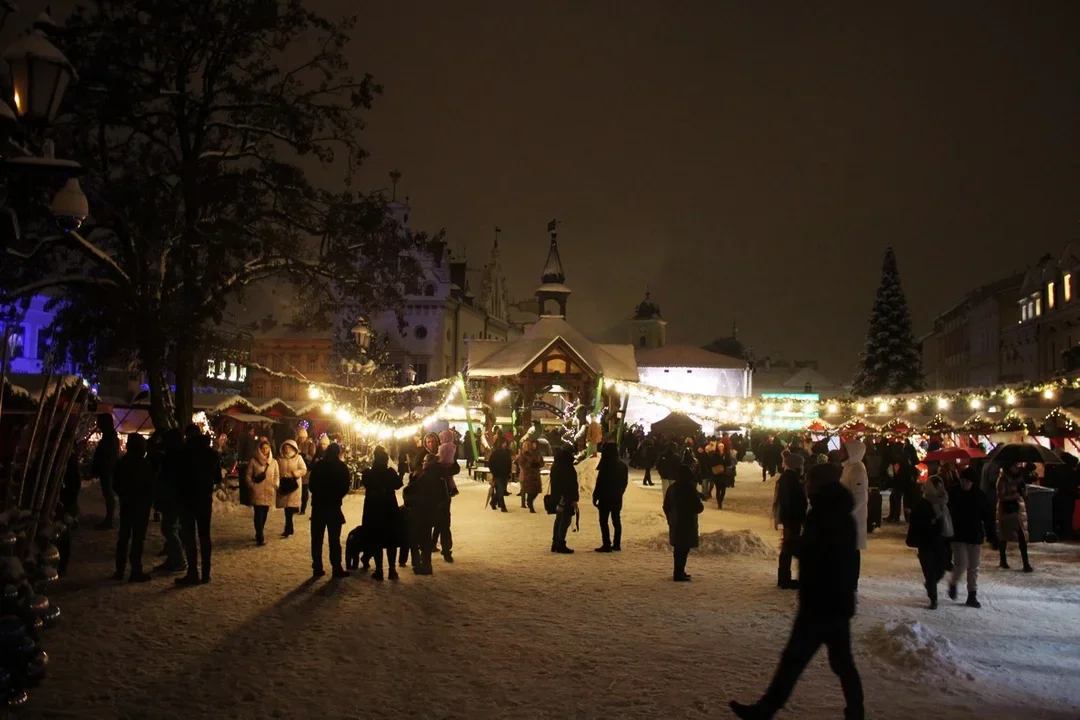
[
  {"x1": 923, "y1": 447, "x2": 986, "y2": 464},
  {"x1": 986, "y1": 443, "x2": 1062, "y2": 466}
]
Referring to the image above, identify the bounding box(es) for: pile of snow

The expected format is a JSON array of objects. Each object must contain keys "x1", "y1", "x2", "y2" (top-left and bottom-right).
[
  {"x1": 870, "y1": 621, "x2": 973, "y2": 680},
  {"x1": 642, "y1": 528, "x2": 776, "y2": 557},
  {"x1": 212, "y1": 489, "x2": 245, "y2": 515}
]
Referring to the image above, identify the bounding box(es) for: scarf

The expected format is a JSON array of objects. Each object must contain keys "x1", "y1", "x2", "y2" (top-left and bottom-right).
[{"x1": 924, "y1": 476, "x2": 954, "y2": 538}]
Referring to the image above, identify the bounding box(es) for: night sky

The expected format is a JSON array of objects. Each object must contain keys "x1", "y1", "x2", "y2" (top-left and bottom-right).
[{"x1": 22, "y1": 1, "x2": 1080, "y2": 380}]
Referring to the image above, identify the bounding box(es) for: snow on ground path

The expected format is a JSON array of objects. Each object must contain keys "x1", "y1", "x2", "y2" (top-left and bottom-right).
[{"x1": 32, "y1": 461, "x2": 1080, "y2": 719}]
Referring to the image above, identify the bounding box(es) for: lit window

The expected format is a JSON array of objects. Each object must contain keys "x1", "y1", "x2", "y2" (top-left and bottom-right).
[
  {"x1": 206, "y1": 359, "x2": 216, "y2": 378},
  {"x1": 1036, "y1": 298, "x2": 1042, "y2": 316},
  {"x1": 1066, "y1": 273, "x2": 1073, "y2": 302},
  {"x1": 1048, "y1": 282, "x2": 1055, "y2": 309},
  {"x1": 1027, "y1": 301, "x2": 1034, "y2": 319}
]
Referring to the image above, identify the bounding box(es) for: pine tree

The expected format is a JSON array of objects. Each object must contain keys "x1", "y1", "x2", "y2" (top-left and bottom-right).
[{"x1": 852, "y1": 247, "x2": 925, "y2": 396}]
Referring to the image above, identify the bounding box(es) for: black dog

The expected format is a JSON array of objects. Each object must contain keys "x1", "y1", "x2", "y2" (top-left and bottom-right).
[{"x1": 345, "y1": 525, "x2": 367, "y2": 570}]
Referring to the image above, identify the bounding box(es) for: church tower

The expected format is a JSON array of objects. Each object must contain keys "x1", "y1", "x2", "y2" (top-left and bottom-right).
[
  {"x1": 628, "y1": 288, "x2": 666, "y2": 349},
  {"x1": 535, "y1": 220, "x2": 571, "y2": 318}
]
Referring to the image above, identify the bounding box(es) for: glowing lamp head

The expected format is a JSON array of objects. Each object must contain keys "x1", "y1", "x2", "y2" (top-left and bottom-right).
[
  {"x1": 906, "y1": 400, "x2": 918, "y2": 412},
  {"x1": 877, "y1": 401, "x2": 889, "y2": 414},
  {"x1": 321, "y1": 402, "x2": 334, "y2": 415},
  {"x1": 856, "y1": 403, "x2": 866, "y2": 414},
  {"x1": 827, "y1": 403, "x2": 839, "y2": 415},
  {"x1": 493, "y1": 388, "x2": 510, "y2": 403},
  {"x1": 937, "y1": 398, "x2": 949, "y2": 410},
  {"x1": 1006, "y1": 394, "x2": 1017, "y2": 406},
  {"x1": 1043, "y1": 388, "x2": 1055, "y2": 400},
  {"x1": 308, "y1": 385, "x2": 321, "y2": 400},
  {"x1": 970, "y1": 398, "x2": 982, "y2": 410}
]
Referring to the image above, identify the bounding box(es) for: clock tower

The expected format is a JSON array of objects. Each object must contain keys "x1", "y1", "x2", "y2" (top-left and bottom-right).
[{"x1": 627, "y1": 289, "x2": 666, "y2": 349}]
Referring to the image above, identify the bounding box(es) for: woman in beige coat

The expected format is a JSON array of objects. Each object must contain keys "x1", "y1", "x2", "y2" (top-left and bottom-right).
[
  {"x1": 276, "y1": 439, "x2": 307, "y2": 538},
  {"x1": 246, "y1": 439, "x2": 280, "y2": 545}
]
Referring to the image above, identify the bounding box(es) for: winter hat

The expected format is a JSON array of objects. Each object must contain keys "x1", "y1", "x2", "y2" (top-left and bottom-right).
[
  {"x1": 438, "y1": 442, "x2": 457, "y2": 465},
  {"x1": 783, "y1": 452, "x2": 805, "y2": 471},
  {"x1": 439, "y1": 429, "x2": 455, "y2": 445}
]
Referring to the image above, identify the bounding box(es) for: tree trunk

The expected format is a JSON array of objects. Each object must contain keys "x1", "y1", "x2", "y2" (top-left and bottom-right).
[
  {"x1": 173, "y1": 336, "x2": 196, "y2": 429},
  {"x1": 145, "y1": 355, "x2": 175, "y2": 431}
]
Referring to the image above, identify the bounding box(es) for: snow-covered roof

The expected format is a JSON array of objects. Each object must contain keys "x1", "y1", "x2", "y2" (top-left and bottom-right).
[
  {"x1": 635, "y1": 344, "x2": 746, "y2": 370},
  {"x1": 467, "y1": 316, "x2": 638, "y2": 380},
  {"x1": 536, "y1": 282, "x2": 571, "y2": 294},
  {"x1": 781, "y1": 366, "x2": 839, "y2": 390}
]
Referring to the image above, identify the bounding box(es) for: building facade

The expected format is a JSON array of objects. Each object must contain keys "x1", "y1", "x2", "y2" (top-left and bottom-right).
[
  {"x1": 1000, "y1": 244, "x2": 1080, "y2": 383},
  {"x1": 921, "y1": 273, "x2": 1023, "y2": 389}
]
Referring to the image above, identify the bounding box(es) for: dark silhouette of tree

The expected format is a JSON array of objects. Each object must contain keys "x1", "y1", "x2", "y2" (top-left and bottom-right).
[
  {"x1": 2, "y1": 1, "x2": 427, "y2": 428},
  {"x1": 852, "y1": 247, "x2": 924, "y2": 396}
]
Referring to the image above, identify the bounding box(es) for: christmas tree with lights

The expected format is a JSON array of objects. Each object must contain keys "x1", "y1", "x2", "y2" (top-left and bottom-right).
[{"x1": 852, "y1": 247, "x2": 925, "y2": 396}]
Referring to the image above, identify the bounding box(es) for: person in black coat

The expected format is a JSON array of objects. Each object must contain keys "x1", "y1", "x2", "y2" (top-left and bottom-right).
[
  {"x1": 91, "y1": 413, "x2": 120, "y2": 530},
  {"x1": 360, "y1": 446, "x2": 403, "y2": 581},
  {"x1": 774, "y1": 452, "x2": 807, "y2": 590},
  {"x1": 549, "y1": 448, "x2": 579, "y2": 554},
  {"x1": 593, "y1": 442, "x2": 628, "y2": 552},
  {"x1": 176, "y1": 426, "x2": 220, "y2": 586},
  {"x1": 888, "y1": 456, "x2": 919, "y2": 523},
  {"x1": 906, "y1": 475, "x2": 949, "y2": 609},
  {"x1": 639, "y1": 438, "x2": 657, "y2": 486},
  {"x1": 664, "y1": 464, "x2": 704, "y2": 581},
  {"x1": 156, "y1": 430, "x2": 187, "y2": 574},
  {"x1": 112, "y1": 434, "x2": 155, "y2": 582},
  {"x1": 487, "y1": 438, "x2": 513, "y2": 512},
  {"x1": 309, "y1": 443, "x2": 352, "y2": 579},
  {"x1": 946, "y1": 467, "x2": 997, "y2": 608},
  {"x1": 730, "y1": 462, "x2": 864, "y2": 720},
  {"x1": 404, "y1": 453, "x2": 449, "y2": 575}
]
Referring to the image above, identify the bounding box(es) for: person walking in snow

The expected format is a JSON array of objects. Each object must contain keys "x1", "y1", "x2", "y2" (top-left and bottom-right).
[
  {"x1": 245, "y1": 438, "x2": 279, "y2": 546},
  {"x1": 906, "y1": 475, "x2": 952, "y2": 609},
  {"x1": 839, "y1": 439, "x2": 869, "y2": 588},
  {"x1": 360, "y1": 446, "x2": 403, "y2": 581},
  {"x1": 176, "y1": 425, "x2": 219, "y2": 586},
  {"x1": 432, "y1": 439, "x2": 460, "y2": 562},
  {"x1": 91, "y1": 413, "x2": 120, "y2": 530},
  {"x1": 729, "y1": 462, "x2": 864, "y2": 720},
  {"x1": 113, "y1": 434, "x2": 155, "y2": 583},
  {"x1": 664, "y1": 464, "x2": 704, "y2": 582},
  {"x1": 549, "y1": 447, "x2": 579, "y2": 554},
  {"x1": 593, "y1": 442, "x2": 628, "y2": 552},
  {"x1": 996, "y1": 465, "x2": 1033, "y2": 572},
  {"x1": 515, "y1": 440, "x2": 544, "y2": 513},
  {"x1": 276, "y1": 439, "x2": 306, "y2": 538},
  {"x1": 946, "y1": 466, "x2": 996, "y2": 608},
  {"x1": 773, "y1": 452, "x2": 807, "y2": 590},
  {"x1": 295, "y1": 427, "x2": 316, "y2": 515},
  {"x1": 308, "y1": 443, "x2": 351, "y2": 579},
  {"x1": 487, "y1": 437, "x2": 513, "y2": 513}
]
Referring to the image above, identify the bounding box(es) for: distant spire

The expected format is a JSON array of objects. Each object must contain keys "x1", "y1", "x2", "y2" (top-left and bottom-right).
[
  {"x1": 541, "y1": 236, "x2": 565, "y2": 284},
  {"x1": 389, "y1": 170, "x2": 401, "y2": 201},
  {"x1": 494, "y1": 226, "x2": 502, "y2": 251}
]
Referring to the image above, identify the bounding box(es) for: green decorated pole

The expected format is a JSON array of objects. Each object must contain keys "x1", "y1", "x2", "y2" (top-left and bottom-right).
[
  {"x1": 457, "y1": 373, "x2": 480, "y2": 463},
  {"x1": 615, "y1": 390, "x2": 630, "y2": 448},
  {"x1": 587, "y1": 373, "x2": 605, "y2": 457}
]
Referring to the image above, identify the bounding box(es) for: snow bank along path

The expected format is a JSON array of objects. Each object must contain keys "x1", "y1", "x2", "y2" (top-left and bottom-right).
[{"x1": 34, "y1": 461, "x2": 1080, "y2": 719}]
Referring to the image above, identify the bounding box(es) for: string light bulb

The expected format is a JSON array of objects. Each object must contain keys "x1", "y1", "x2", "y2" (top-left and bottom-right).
[
  {"x1": 937, "y1": 397, "x2": 949, "y2": 410},
  {"x1": 877, "y1": 401, "x2": 889, "y2": 414},
  {"x1": 970, "y1": 398, "x2": 982, "y2": 409},
  {"x1": 1043, "y1": 388, "x2": 1055, "y2": 400},
  {"x1": 308, "y1": 385, "x2": 321, "y2": 400},
  {"x1": 906, "y1": 400, "x2": 918, "y2": 412},
  {"x1": 1006, "y1": 394, "x2": 1017, "y2": 406},
  {"x1": 827, "y1": 403, "x2": 839, "y2": 415},
  {"x1": 493, "y1": 388, "x2": 510, "y2": 402},
  {"x1": 321, "y1": 402, "x2": 334, "y2": 415},
  {"x1": 856, "y1": 403, "x2": 866, "y2": 414}
]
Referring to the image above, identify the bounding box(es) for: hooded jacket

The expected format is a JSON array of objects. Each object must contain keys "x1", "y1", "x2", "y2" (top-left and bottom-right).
[
  {"x1": 245, "y1": 445, "x2": 281, "y2": 508},
  {"x1": 275, "y1": 439, "x2": 308, "y2": 509},
  {"x1": 840, "y1": 440, "x2": 869, "y2": 550},
  {"x1": 800, "y1": 480, "x2": 859, "y2": 620},
  {"x1": 593, "y1": 444, "x2": 629, "y2": 508}
]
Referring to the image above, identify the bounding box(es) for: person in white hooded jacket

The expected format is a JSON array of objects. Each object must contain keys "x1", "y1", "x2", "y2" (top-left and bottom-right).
[{"x1": 840, "y1": 439, "x2": 869, "y2": 588}]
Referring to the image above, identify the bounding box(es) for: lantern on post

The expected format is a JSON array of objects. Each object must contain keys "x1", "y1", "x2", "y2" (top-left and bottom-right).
[{"x1": 3, "y1": 16, "x2": 76, "y2": 125}]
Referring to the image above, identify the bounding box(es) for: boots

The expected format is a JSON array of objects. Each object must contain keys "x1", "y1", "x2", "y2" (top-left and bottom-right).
[
  {"x1": 947, "y1": 583, "x2": 957, "y2": 601},
  {"x1": 926, "y1": 584, "x2": 938, "y2": 610},
  {"x1": 965, "y1": 591, "x2": 981, "y2": 608},
  {"x1": 728, "y1": 701, "x2": 770, "y2": 720}
]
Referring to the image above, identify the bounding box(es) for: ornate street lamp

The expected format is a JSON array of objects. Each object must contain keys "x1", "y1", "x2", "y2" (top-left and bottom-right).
[
  {"x1": 2, "y1": 14, "x2": 77, "y2": 125},
  {"x1": 351, "y1": 317, "x2": 371, "y2": 352}
]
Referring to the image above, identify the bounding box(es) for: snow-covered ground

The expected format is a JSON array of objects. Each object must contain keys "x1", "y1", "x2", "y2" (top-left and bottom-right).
[{"x1": 33, "y1": 461, "x2": 1080, "y2": 719}]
